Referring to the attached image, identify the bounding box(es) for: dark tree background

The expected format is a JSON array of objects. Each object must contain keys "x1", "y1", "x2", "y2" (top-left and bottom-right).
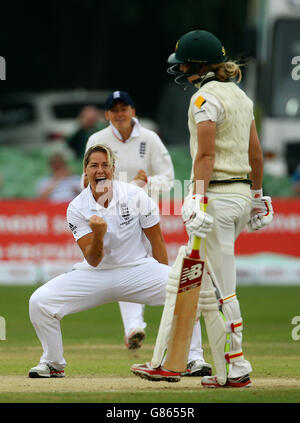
[{"x1": 0, "y1": 0, "x2": 250, "y2": 118}]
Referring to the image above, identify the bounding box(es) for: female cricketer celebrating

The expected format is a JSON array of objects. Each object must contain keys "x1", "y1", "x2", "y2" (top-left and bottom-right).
[{"x1": 28, "y1": 144, "x2": 205, "y2": 378}]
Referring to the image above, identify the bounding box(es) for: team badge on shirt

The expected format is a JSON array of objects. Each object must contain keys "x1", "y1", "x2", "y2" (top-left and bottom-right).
[
  {"x1": 139, "y1": 141, "x2": 146, "y2": 157},
  {"x1": 194, "y1": 95, "x2": 206, "y2": 109},
  {"x1": 120, "y1": 203, "x2": 130, "y2": 221},
  {"x1": 120, "y1": 202, "x2": 134, "y2": 226}
]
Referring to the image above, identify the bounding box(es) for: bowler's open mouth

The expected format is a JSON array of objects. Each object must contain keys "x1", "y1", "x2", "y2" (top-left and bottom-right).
[
  {"x1": 95, "y1": 177, "x2": 112, "y2": 194},
  {"x1": 95, "y1": 177, "x2": 106, "y2": 185}
]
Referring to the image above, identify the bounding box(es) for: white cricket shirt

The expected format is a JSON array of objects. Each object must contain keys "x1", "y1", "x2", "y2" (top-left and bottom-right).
[{"x1": 67, "y1": 180, "x2": 160, "y2": 270}]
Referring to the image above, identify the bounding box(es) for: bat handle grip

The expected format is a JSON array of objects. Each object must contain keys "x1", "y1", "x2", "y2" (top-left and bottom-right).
[
  {"x1": 189, "y1": 196, "x2": 208, "y2": 259},
  {"x1": 190, "y1": 238, "x2": 200, "y2": 259}
]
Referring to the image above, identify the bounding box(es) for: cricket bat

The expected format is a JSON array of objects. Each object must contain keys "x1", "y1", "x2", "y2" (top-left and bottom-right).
[{"x1": 163, "y1": 197, "x2": 207, "y2": 373}]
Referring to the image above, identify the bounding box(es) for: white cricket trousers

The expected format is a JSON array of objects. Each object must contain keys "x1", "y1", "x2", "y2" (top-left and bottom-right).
[
  {"x1": 118, "y1": 237, "x2": 150, "y2": 337},
  {"x1": 29, "y1": 261, "x2": 204, "y2": 370},
  {"x1": 199, "y1": 192, "x2": 253, "y2": 378}
]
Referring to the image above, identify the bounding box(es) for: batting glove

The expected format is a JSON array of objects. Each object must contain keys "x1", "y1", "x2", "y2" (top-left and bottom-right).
[
  {"x1": 181, "y1": 194, "x2": 214, "y2": 238},
  {"x1": 247, "y1": 189, "x2": 274, "y2": 232}
]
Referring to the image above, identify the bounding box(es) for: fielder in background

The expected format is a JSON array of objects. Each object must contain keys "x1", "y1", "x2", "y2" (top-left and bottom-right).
[
  {"x1": 28, "y1": 144, "x2": 208, "y2": 378},
  {"x1": 131, "y1": 30, "x2": 274, "y2": 388}
]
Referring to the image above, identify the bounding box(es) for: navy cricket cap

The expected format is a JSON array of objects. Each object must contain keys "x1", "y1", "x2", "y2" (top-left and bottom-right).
[{"x1": 105, "y1": 91, "x2": 135, "y2": 110}]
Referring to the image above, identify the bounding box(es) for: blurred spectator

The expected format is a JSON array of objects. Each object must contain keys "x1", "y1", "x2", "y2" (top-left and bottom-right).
[
  {"x1": 66, "y1": 105, "x2": 107, "y2": 158},
  {"x1": 36, "y1": 150, "x2": 81, "y2": 202},
  {"x1": 291, "y1": 164, "x2": 300, "y2": 196}
]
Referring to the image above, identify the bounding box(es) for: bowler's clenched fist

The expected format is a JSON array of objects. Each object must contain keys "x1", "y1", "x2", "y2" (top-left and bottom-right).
[{"x1": 89, "y1": 215, "x2": 107, "y2": 237}]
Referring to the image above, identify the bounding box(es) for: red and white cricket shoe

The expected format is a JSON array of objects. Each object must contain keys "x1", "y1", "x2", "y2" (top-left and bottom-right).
[
  {"x1": 202, "y1": 374, "x2": 251, "y2": 388},
  {"x1": 130, "y1": 362, "x2": 181, "y2": 382}
]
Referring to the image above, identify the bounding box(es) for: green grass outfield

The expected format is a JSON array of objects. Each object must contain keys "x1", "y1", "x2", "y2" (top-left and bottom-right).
[{"x1": 0, "y1": 285, "x2": 299, "y2": 404}]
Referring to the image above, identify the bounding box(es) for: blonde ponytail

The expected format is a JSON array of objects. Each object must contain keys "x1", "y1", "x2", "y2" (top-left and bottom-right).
[{"x1": 210, "y1": 61, "x2": 242, "y2": 83}]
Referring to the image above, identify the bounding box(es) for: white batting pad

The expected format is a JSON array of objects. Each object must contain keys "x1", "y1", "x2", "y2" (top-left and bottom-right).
[
  {"x1": 199, "y1": 289, "x2": 228, "y2": 385},
  {"x1": 151, "y1": 246, "x2": 187, "y2": 368}
]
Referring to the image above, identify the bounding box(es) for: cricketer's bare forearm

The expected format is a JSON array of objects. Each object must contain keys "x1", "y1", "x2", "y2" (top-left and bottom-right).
[
  {"x1": 143, "y1": 223, "x2": 168, "y2": 265},
  {"x1": 77, "y1": 216, "x2": 107, "y2": 267},
  {"x1": 83, "y1": 233, "x2": 104, "y2": 267},
  {"x1": 193, "y1": 121, "x2": 216, "y2": 195},
  {"x1": 151, "y1": 235, "x2": 168, "y2": 265},
  {"x1": 193, "y1": 154, "x2": 215, "y2": 195},
  {"x1": 248, "y1": 121, "x2": 264, "y2": 190}
]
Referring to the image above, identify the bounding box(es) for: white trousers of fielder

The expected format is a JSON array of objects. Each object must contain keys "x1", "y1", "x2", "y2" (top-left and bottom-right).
[{"x1": 29, "y1": 261, "x2": 204, "y2": 370}]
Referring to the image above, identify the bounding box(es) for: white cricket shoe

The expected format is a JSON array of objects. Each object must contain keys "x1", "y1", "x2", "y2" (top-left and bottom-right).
[
  {"x1": 125, "y1": 328, "x2": 145, "y2": 350},
  {"x1": 28, "y1": 362, "x2": 65, "y2": 378},
  {"x1": 181, "y1": 359, "x2": 212, "y2": 377}
]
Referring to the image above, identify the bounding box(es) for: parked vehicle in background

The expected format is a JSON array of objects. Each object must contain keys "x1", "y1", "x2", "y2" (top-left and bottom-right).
[
  {"x1": 0, "y1": 90, "x2": 159, "y2": 150},
  {"x1": 245, "y1": 0, "x2": 300, "y2": 177}
]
